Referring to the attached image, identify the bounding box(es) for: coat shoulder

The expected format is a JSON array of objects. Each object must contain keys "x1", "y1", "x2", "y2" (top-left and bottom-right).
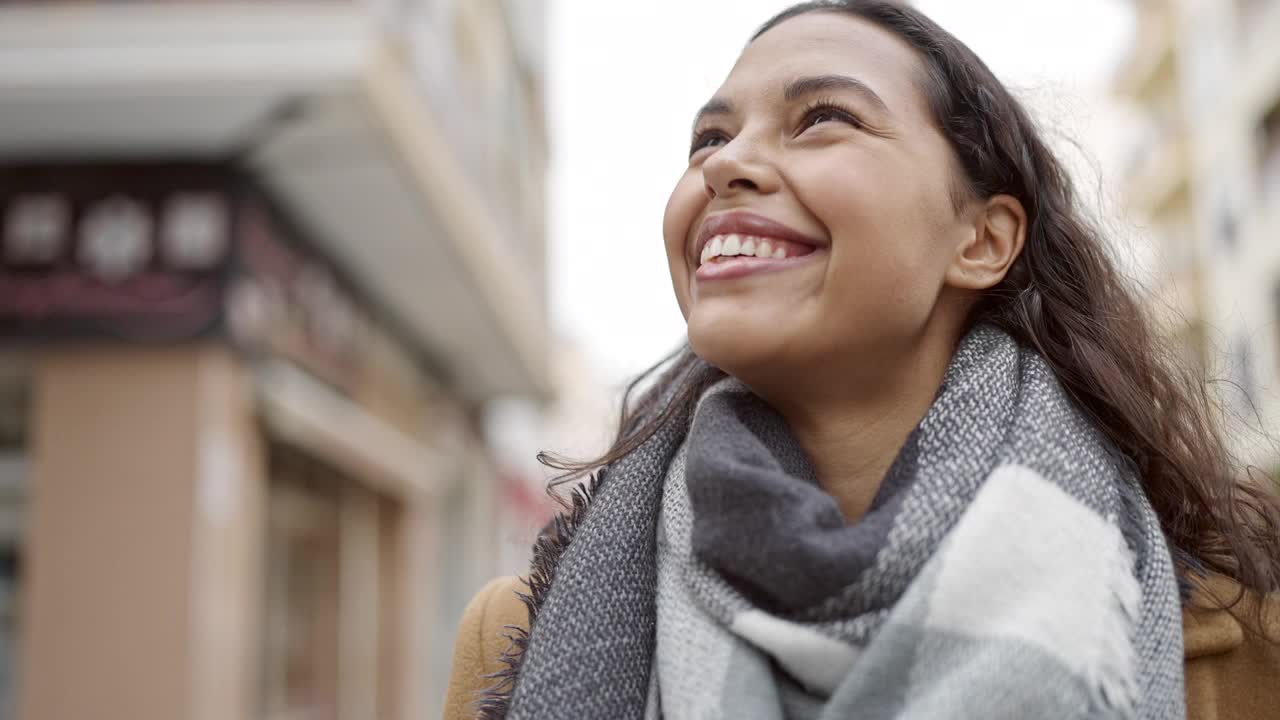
[
  {"x1": 443, "y1": 576, "x2": 530, "y2": 720},
  {"x1": 1183, "y1": 574, "x2": 1280, "y2": 720}
]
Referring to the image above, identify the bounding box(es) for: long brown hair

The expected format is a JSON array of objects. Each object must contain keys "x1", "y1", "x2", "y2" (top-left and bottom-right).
[{"x1": 540, "y1": 1, "x2": 1280, "y2": 607}]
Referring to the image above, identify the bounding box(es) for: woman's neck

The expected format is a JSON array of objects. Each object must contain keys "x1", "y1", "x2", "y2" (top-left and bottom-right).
[{"x1": 756, "y1": 334, "x2": 955, "y2": 524}]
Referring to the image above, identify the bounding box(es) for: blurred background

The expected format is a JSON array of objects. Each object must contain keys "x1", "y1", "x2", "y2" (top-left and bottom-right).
[{"x1": 0, "y1": 0, "x2": 1274, "y2": 719}]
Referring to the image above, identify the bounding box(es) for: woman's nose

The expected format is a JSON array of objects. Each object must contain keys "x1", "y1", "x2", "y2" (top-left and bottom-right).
[{"x1": 702, "y1": 137, "x2": 779, "y2": 199}]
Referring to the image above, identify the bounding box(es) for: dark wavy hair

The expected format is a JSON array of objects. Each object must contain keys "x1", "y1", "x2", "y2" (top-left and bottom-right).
[{"x1": 541, "y1": 0, "x2": 1280, "y2": 613}]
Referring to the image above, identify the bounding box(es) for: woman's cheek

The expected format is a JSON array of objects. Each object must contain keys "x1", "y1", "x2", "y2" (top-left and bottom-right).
[
  {"x1": 796, "y1": 161, "x2": 923, "y2": 313},
  {"x1": 662, "y1": 170, "x2": 707, "y2": 314},
  {"x1": 663, "y1": 172, "x2": 704, "y2": 252}
]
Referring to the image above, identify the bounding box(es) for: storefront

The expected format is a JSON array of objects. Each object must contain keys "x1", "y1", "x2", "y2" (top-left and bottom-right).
[
  {"x1": 0, "y1": 161, "x2": 541, "y2": 720},
  {"x1": 0, "y1": 3, "x2": 552, "y2": 716}
]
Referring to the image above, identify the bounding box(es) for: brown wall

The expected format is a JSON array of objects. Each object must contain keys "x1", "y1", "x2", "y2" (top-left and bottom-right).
[{"x1": 19, "y1": 345, "x2": 265, "y2": 720}]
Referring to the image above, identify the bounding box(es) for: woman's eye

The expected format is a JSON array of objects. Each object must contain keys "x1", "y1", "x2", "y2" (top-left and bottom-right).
[
  {"x1": 800, "y1": 104, "x2": 861, "y2": 132},
  {"x1": 690, "y1": 131, "x2": 728, "y2": 157}
]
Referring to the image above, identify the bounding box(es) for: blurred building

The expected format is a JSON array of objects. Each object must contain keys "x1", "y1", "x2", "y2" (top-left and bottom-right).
[
  {"x1": 1114, "y1": 0, "x2": 1280, "y2": 471},
  {"x1": 0, "y1": 1, "x2": 551, "y2": 719},
  {"x1": 482, "y1": 338, "x2": 628, "y2": 570}
]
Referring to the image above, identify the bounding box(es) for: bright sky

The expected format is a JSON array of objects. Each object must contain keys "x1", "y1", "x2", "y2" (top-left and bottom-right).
[{"x1": 546, "y1": 1, "x2": 1137, "y2": 383}]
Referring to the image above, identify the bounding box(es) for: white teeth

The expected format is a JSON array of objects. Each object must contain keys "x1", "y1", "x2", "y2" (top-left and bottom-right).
[
  {"x1": 706, "y1": 236, "x2": 723, "y2": 264},
  {"x1": 700, "y1": 234, "x2": 797, "y2": 266}
]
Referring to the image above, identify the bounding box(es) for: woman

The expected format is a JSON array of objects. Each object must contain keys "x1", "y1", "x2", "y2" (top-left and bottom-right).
[{"x1": 447, "y1": 2, "x2": 1280, "y2": 718}]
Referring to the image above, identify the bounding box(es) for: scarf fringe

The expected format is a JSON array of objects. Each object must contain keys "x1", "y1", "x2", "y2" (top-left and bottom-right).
[
  {"x1": 1081, "y1": 476, "x2": 1154, "y2": 717},
  {"x1": 475, "y1": 470, "x2": 605, "y2": 720},
  {"x1": 1087, "y1": 533, "x2": 1143, "y2": 718}
]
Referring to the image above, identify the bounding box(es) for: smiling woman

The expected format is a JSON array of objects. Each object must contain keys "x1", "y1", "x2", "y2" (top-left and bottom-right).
[{"x1": 447, "y1": 2, "x2": 1280, "y2": 719}]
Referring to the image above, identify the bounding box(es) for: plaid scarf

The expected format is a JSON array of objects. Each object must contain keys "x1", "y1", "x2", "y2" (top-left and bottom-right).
[{"x1": 491, "y1": 325, "x2": 1185, "y2": 719}]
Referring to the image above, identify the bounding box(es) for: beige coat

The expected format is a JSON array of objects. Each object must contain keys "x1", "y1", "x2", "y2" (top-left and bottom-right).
[{"x1": 444, "y1": 574, "x2": 1280, "y2": 720}]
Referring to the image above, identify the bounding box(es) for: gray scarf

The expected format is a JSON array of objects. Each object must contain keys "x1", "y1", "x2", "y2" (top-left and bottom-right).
[{"x1": 491, "y1": 325, "x2": 1185, "y2": 719}]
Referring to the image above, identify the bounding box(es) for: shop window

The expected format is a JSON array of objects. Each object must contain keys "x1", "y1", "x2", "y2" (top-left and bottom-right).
[
  {"x1": 1216, "y1": 204, "x2": 1239, "y2": 255},
  {"x1": 0, "y1": 364, "x2": 29, "y2": 720},
  {"x1": 1273, "y1": 280, "x2": 1280, "y2": 374},
  {"x1": 1228, "y1": 332, "x2": 1260, "y2": 418},
  {"x1": 1257, "y1": 99, "x2": 1280, "y2": 199},
  {"x1": 264, "y1": 450, "x2": 342, "y2": 720},
  {"x1": 263, "y1": 447, "x2": 394, "y2": 720},
  {"x1": 1237, "y1": 0, "x2": 1280, "y2": 39}
]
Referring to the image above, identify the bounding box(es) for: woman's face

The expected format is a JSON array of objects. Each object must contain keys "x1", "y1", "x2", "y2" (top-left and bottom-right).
[{"x1": 663, "y1": 13, "x2": 978, "y2": 389}]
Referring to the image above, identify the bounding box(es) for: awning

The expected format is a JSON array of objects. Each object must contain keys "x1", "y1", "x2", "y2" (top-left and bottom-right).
[{"x1": 0, "y1": 2, "x2": 549, "y2": 401}]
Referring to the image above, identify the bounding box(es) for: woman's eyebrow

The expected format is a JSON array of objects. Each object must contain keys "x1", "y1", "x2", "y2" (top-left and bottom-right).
[
  {"x1": 691, "y1": 75, "x2": 891, "y2": 132},
  {"x1": 784, "y1": 74, "x2": 891, "y2": 116},
  {"x1": 692, "y1": 97, "x2": 734, "y2": 132}
]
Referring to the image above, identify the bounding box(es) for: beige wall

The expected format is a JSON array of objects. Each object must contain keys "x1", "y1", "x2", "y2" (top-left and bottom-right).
[
  {"x1": 15, "y1": 343, "x2": 447, "y2": 720},
  {"x1": 187, "y1": 349, "x2": 267, "y2": 720},
  {"x1": 19, "y1": 346, "x2": 265, "y2": 720}
]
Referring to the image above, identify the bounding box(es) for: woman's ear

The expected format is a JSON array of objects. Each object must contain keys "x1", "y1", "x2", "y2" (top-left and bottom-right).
[{"x1": 945, "y1": 194, "x2": 1026, "y2": 290}]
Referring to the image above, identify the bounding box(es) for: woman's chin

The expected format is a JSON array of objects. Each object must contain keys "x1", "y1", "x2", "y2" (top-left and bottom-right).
[{"x1": 687, "y1": 317, "x2": 794, "y2": 380}]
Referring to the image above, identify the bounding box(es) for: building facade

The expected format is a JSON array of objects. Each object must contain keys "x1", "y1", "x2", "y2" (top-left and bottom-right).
[
  {"x1": 0, "y1": 1, "x2": 551, "y2": 719},
  {"x1": 1114, "y1": 0, "x2": 1280, "y2": 472}
]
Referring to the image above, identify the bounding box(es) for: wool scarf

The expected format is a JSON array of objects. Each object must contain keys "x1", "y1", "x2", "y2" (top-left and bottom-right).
[{"x1": 488, "y1": 325, "x2": 1185, "y2": 719}]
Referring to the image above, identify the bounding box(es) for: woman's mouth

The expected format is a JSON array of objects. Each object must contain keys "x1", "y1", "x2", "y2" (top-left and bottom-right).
[
  {"x1": 695, "y1": 234, "x2": 823, "y2": 281},
  {"x1": 692, "y1": 211, "x2": 825, "y2": 282}
]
